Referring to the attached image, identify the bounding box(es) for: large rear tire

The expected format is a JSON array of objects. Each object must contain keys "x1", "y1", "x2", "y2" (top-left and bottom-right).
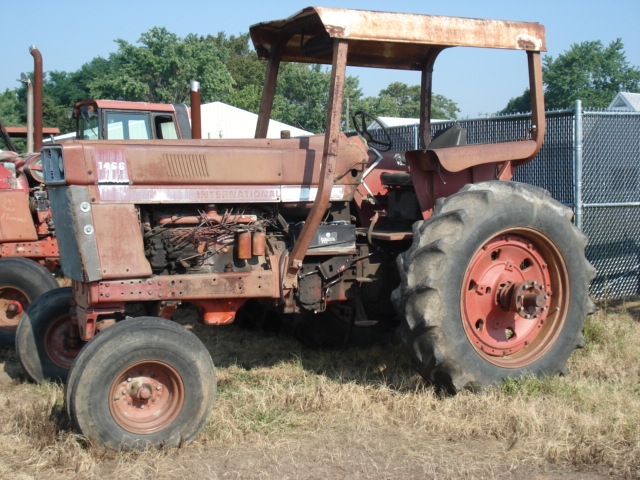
[
  {"x1": 0, "y1": 257, "x2": 59, "y2": 346},
  {"x1": 393, "y1": 182, "x2": 595, "y2": 392},
  {"x1": 65, "y1": 317, "x2": 216, "y2": 450},
  {"x1": 16, "y1": 287, "x2": 83, "y2": 383}
]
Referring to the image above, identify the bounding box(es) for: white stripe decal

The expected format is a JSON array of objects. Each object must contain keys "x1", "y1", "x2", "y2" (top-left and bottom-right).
[
  {"x1": 97, "y1": 185, "x2": 346, "y2": 203},
  {"x1": 280, "y1": 185, "x2": 346, "y2": 202}
]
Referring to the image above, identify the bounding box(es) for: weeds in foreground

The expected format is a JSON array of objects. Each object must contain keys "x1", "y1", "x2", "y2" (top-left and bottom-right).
[{"x1": 0, "y1": 303, "x2": 639, "y2": 479}]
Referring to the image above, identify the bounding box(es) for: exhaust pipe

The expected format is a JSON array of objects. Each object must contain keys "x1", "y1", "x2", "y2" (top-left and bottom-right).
[
  {"x1": 190, "y1": 80, "x2": 201, "y2": 139},
  {"x1": 20, "y1": 73, "x2": 34, "y2": 153},
  {"x1": 29, "y1": 46, "x2": 43, "y2": 152}
]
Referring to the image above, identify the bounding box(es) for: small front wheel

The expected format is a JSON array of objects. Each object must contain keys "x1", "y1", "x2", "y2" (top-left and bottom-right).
[
  {"x1": 16, "y1": 287, "x2": 83, "y2": 383},
  {"x1": 66, "y1": 317, "x2": 216, "y2": 450}
]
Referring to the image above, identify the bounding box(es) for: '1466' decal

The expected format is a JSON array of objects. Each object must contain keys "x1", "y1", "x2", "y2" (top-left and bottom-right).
[{"x1": 94, "y1": 148, "x2": 130, "y2": 184}]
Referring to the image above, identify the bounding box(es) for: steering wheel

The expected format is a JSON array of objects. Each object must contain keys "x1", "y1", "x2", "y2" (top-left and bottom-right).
[{"x1": 350, "y1": 111, "x2": 393, "y2": 152}]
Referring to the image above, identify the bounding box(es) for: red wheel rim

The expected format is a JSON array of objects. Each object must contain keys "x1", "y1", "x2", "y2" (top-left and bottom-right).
[
  {"x1": 44, "y1": 313, "x2": 83, "y2": 369},
  {"x1": 109, "y1": 361, "x2": 185, "y2": 434},
  {"x1": 0, "y1": 287, "x2": 28, "y2": 332},
  {"x1": 461, "y1": 229, "x2": 569, "y2": 367}
]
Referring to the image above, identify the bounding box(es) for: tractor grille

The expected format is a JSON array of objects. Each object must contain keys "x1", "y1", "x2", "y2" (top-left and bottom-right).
[
  {"x1": 164, "y1": 153, "x2": 209, "y2": 178},
  {"x1": 41, "y1": 146, "x2": 66, "y2": 184}
]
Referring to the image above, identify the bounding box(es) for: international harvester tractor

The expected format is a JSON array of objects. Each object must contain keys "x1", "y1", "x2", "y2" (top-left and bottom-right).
[
  {"x1": 16, "y1": 7, "x2": 594, "y2": 450},
  {"x1": 0, "y1": 46, "x2": 192, "y2": 345}
]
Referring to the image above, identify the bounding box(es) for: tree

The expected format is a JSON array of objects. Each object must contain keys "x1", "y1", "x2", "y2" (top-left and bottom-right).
[
  {"x1": 213, "y1": 33, "x2": 265, "y2": 93},
  {"x1": 544, "y1": 39, "x2": 640, "y2": 109},
  {"x1": 88, "y1": 27, "x2": 235, "y2": 105},
  {"x1": 0, "y1": 89, "x2": 22, "y2": 127},
  {"x1": 499, "y1": 89, "x2": 531, "y2": 114},
  {"x1": 431, "y1": 93, "x2": 460, "y2": 120},
  {"x1": 501, "y1": 39, "x2": 640, "y2": 113},
  {"x1": 0, "y1": 88, "x2": 22, "y2": 151},
  {"x1": 355, "y1": 82, "x2": 459, "y2": 120},
  {"x1": 270, "y1": 63, "x2": 364, "y2": 133}
]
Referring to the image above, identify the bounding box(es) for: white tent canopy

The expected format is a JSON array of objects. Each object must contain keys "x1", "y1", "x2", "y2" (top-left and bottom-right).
[{"x1": 200, "y1": 102, "x2": 313, "y2": 139}]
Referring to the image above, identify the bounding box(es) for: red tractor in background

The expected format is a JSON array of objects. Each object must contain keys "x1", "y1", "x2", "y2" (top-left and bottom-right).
[
  {"x1": 0, "y1": 47, "x2": 193, "y2": 345},
  {"x1": 17, "y1": 7, "x2": 594, "y2": 450}
]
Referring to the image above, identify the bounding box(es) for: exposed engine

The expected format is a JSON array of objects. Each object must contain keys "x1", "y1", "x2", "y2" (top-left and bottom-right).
[{"x1": 141, "y1": 205, "x2": 284, "y2": 274}]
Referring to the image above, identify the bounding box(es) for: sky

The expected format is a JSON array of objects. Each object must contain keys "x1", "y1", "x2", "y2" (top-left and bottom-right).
[{"x1": 2, "y1": 0, "x2": 639, "y2": 118}]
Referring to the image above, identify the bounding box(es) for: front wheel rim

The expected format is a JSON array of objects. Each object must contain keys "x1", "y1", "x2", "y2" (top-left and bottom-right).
[
  {"x1": 44, "y1": 314, "x2": 83, "y2": 370},
  {"x1": 109, "y1": 361, "x2": 185, "y2": 435},
  {"x1": 461, "y1": 229, "x2": 569, "y2": 367}
]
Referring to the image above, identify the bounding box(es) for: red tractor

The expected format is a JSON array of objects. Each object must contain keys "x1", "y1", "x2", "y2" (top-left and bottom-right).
[
  {"x1": 17, "y1": 7, "x2": 594, "y2": 449},
  {"x1": 0, "y1": 49, "x2": 192, "y2": 345}
]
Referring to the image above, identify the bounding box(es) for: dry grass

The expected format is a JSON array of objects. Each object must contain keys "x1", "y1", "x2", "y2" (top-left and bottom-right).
[{"x1": 1, "y1": 300, "x2": 639, "y2": 479}]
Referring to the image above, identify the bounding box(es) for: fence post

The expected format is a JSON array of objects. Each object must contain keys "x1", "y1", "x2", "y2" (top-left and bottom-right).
[{"x1": 574, "y1": 99, "x2": 583, "y2": 229}]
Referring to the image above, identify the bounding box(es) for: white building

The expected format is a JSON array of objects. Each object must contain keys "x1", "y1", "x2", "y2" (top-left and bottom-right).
[
  {"x1": 200, "y1": 101, "x2": 313, "y2": 139},
  {"x1": 607, "y1": 92, "x2": 640, "y2": 112}
]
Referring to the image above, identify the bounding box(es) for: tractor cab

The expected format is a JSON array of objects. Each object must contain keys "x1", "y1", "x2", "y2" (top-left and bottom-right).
[{"x1": 72, "y1": 100, "x2": 191, "y2": 140}]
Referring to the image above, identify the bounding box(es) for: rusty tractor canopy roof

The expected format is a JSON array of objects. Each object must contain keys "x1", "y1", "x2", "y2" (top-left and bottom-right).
[{"x1": 250, "y1": 6, "x2": 546, "y2": 70}]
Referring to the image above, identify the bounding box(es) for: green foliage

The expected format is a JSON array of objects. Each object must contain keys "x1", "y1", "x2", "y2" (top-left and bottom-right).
[
  {"x1": 212, "y1": 33, "x2": 265, "y2": 93},
  {"x1": 544, "y1": 39, "x2": 640, "y2": 109},
  {"x1": 432, "y1": 93, "x2": 460, "y2": 120},
  {"x1": 356, "y1": 83, "x2": 459, "y2": 120},
  {"x1": 501, "y1": 39, "x2": 640, "y2": 113},
  {"x1": 0, "y1": 88, "x2": 22, "y2": 130},
  {"x1": 88, "y1": 27, "x2": 235, "y2": 104},
  {"x1": 0, "y1": 89, "x2": 22, "y2": 151},
  {"x1": 272, "y1": 63, "x2": 332, "y2": 133},
  {"x1": 499, "y1": 89, "x2": 531, "y2": 115},
  {"x1": 379, "y1": 82, "x2": 422, "y2": 117}
]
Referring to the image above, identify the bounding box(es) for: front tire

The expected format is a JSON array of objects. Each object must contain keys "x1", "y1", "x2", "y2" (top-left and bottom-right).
[
  {"x1": 393, "y1": 182, "x2": 595, "y2": 391},
  {"x1": 66, "y1": 317, "x2": 216, "y2": 450},
  {"x1": 0, "y1": 257, "x2": 59, "y2": 346},
  {"x1": 16, "y1": 287, "x2": 83, "y2": 383}
]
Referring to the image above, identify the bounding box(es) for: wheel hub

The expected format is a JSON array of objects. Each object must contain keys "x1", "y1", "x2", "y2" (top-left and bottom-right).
[
  {"x1": 497, "y1": 281, "x2": 549, "y2": 319},
  {"x1": 109, "y1": 361, "x2": 184, "y2": 434},
  {"x1": 0, "y1": 288, "x2": 28, "y2": 328},
  {"x1": 461, "y1": 233, "x2": 565, "y2": 363},
  {"x1": 44, "y1": 315, "x2": 83, "y2": 369},
  {"x1": 5, "y1": 300, "x2": 23, "y2": 318}
]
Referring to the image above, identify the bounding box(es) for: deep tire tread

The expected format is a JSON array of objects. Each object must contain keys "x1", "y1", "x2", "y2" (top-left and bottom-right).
[{"x1": 393, "y1": 181, "x2": 595, "y2": 392}]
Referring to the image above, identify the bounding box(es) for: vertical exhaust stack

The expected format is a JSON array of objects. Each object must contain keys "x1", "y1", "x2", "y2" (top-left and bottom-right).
[
  {"x1": 190, "y1": 81, "x2": 201, "y2": 139},
  {"x1": 21, "y1": 73, "x2": 34, "y2": 153},
  {"x1": 29, "y1": 46, "x2": 43, "y2": 152}
]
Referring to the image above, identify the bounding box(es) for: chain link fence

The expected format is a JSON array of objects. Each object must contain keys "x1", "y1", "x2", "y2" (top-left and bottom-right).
[{"x1": 371, "y1": 105, "x2": 640, "y2": 299}]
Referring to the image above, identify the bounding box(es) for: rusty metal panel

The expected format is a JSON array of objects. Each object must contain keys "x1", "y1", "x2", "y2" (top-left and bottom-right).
[
  {"x1": 91, "y1": 203, "x2": 152, "y2": 280},
  {"x1": 63, "y1": 132, "x2": 367, "y2": 194},
  {"x1": 0, "y1": 191, "x2": 38, "y2": 241},
  {"x1": 408, "y1": 140, "x2": 539, "y2": 173},
  {"x1": 1, "y1": 237, "x2": 58, "y2": 259},
  {"x1": 250, "y1": 7, "x2": 546, "y2": 70},
  {"x1": 74, "y1": 270, "x2": 278, "y2": 308}
]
